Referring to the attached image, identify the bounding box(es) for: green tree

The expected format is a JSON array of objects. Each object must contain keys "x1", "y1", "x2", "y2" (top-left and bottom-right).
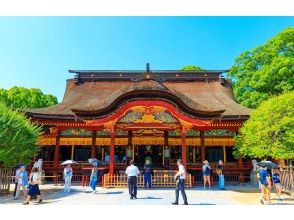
[
  {"x1": 229, "y1": 27, "x2": 294, "y2": 109},
  {"x1": 180, "y1": 65, "x2": 204, "y2": 71},
  {"x1": 234, "y1": 92, "x2": 294, "y2": 160},
  {"x1": 0, "y1": 102, "x2": 42, "y2": 167},
  {"x1": 0, "y1": 86, "x2": 58, "y2": 110}
]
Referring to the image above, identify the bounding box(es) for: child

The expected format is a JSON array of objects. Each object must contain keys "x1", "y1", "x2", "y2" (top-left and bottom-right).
[{"x1": 63, "y1": 164, "x2": 73, "y2": 193}]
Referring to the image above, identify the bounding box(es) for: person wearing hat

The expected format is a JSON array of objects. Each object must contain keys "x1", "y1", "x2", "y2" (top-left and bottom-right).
[
  {"x1": 13, "y1": 165, "x2": 28, "y2": 200},
  {"x1": 202, "y1": 160, "x2": 211, "y2": 190},
  {"x1": 172, "y1": 159, "x2": 188, "y2": 205}
]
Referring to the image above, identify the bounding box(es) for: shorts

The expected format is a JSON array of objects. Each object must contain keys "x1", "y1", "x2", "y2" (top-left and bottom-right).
[
  {"x1": 261, "y1": 185, "x2": 270, "y2": 194},
  {"x1": 274, "y1": 183, "x2": 281, "y2": 188},
  {"x1": 203, "y1": 173, "x2": 210, "y2": 177}
]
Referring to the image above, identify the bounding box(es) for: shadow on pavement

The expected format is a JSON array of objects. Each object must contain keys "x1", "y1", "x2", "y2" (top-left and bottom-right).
[
  {"x1": 105, "y1": 191, "x2": 124, "y2": 195},
  {"x1": 137, "y1": 196, "x2": 162, "y2": 200}
]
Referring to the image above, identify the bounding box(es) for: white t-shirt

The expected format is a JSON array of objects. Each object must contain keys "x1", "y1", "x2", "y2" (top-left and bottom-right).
[
  {"x1": 32, "y1": 173, "x2": 40, "y2": 183},
  {"x1": 178, "y1": 165, "x2": 186, "y2": 179},
  {"x1": 125, "y1": 165, "x2": 140, "y2": 177}
]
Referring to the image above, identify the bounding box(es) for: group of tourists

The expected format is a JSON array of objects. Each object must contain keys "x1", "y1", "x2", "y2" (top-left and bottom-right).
[
  {"x1": 257, "y1": 165, "x2": 283, "y2": 205},
  {"x1": 13, "y1": 165, "x2": 43, "y2": 205},
  {"x1": 202, "y1": 160, "x2": 225, "y2": 190},
  {"x1": 13, "y1": 158, "x2": 283, "y2": 205}
]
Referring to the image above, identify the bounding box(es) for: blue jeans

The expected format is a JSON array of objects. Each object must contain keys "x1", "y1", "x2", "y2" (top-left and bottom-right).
[
  {"x1": 144, "y1": 173, "x2": 152, "y2": 188},
  {"x1": 175, "y1": 179, "x2": 188, "y2": 204},
  {"x1": 89, "y1": 177, "x2": 97, "y2": 191}
]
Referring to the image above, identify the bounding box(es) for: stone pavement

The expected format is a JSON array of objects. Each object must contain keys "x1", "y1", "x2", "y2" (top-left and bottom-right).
[{"x1": 1, "y1": 184, "x2": 293, "y2": 205}]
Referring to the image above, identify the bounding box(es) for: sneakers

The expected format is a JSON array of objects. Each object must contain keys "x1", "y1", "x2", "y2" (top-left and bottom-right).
[
  {"x1": 171, "y1": 202, "x2": 178, "y2": 205},
  {"x1": 23, "y1": 201, "x2": 29, "y2": 205}
]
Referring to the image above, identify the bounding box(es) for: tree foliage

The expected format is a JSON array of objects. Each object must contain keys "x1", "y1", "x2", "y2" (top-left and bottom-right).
[
  {"x1": 235, "y1": 92, "x2": 294, "y2": 159},
  {"x1": 180, "y1": 65, "x2": 204, "y2": 71},
  {"x1": 0, "y1": 86, "x2": 58, "y2": 110},
  {"x1": 0, "y1": 102, "x2": 42, "y2": 167},
  {"x1": 228, "y1": 27, "x2": 294, "y2": 109}
]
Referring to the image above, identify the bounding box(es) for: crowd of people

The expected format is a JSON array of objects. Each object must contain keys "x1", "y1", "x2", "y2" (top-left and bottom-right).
[{"x1": 12, "y1": 159, "x2": 284, "y2": 205}]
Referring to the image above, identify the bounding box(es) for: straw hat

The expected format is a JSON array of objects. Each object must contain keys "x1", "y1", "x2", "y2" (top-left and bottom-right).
[{"x1": 203, "y1": 160, "x2": 209, "y2": 164}]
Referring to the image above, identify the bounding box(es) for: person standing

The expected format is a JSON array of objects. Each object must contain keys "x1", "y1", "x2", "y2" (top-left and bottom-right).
[
  {"x1": 23, "y1": 167, "x2": 42, "y2": 205},
  {"x1": 125, "y1": 159, "x2": 140, "y2": 199},
  {"x1": 258, "y1": 165, "x2": 272, "y2": 205},
  {"x1": 216, "y1": 160, "x2": 225, "y2": 190},
  {"x1": 172, "y1": 159, "x2": 188, "y2": 205},
  {"x1": 13, "y1": 165, "x2": 28, "y2": 200},
  {"x1": 202, "y1": 160, "x2": 211, "y2": 189},
  {"x1": 63, "y1": 164, "x2": 73, "y2": 193},
  {"x1": 272, "y1": 169, "x2": 283, "y2": 201},
  {"x1": 13, "y1": 165, "x2": 21, "y2": 198},
  {"x1": 104, "y1": 153, "x2": 110, "y2": 165},
  {"x1": 143, "y1": 160, "x2": 152, "y2": 189},
  {"x1": 89, "y1": 165, "x2": 98, "y2": 194}
]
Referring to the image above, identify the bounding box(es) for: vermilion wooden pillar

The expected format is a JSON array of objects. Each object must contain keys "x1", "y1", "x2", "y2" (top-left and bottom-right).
[
  {"x1": 181, "y1": 127, "x2": 187, "y2": 167},
  {"x1": 200, "y1": 131, "x2": 205, "y2": 161},
  {"x1": 109, "y1": 128, "x2": 115, "y2": 174},
  {"x1": 53, "y1": 132, "x2": 60, "y2": 176},
  {"x1": 91, "y1": 131, "x2": 97, "y2": 158}
]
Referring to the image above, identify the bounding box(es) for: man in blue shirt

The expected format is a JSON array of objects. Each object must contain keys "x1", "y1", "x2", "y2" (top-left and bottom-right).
[{"x1": 257, "y1": 165, "x2": 272, "y2": 205}]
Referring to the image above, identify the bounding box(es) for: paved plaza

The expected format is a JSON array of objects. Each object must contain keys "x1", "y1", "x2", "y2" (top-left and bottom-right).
[{"x1": 1, "y1": 184, "x2": 293, "y2": 205}]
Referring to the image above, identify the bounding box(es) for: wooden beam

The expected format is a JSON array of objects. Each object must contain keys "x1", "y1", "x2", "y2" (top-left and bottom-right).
[
  {"x1": 109, "y1": 128, "x2": 115, "y2": 175},
  {"x1": 91, "y1": 131, "x2": 97, "y2": 158},
  {"x1": 200, "y1": 131, "x2": 205, "y2": 161},
  {"x1": 223, "y1": 145, "x2": 227, "y2": 162},
  {"x1": 181, "y1": 126, "x2": 187, "y2": 167},
  {"x1": 53, "y1": 131, "x2": 60, "y2": 176}
]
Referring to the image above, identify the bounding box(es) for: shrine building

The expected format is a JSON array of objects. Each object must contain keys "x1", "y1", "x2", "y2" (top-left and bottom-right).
[{"x1": 26, "y1": 64, "x2": 253, "y2": 186}]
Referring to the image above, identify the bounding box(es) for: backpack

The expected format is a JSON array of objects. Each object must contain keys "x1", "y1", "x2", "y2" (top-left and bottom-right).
[{"x1": 205, "y1": 166, "x2": 210, "y2": 174}]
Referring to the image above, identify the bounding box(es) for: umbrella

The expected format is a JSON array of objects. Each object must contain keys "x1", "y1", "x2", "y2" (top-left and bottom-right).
[
  {"x1": 257, "y1": 161, "x2": 278, "y2": 169},
  {"x1": 88, "y1": 158, "x2": 102, "y2": 167},
  {"x1": 61, "y1": 160, "x2": 77, "y2": 165},
  {"x1": 88, "y1": 158, "x2": 98, "y2": 163}
]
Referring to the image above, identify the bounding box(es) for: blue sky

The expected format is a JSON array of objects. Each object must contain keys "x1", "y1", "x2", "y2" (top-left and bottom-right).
[{"x1": 0, "y1": 17, "x2": 293, "y2": 101}]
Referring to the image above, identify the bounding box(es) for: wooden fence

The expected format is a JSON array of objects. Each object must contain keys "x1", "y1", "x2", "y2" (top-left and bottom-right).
[
  {"x1": 0, "y1": 168, "x2": 13, "y2": 196},
  {"x1": 280, "y1": 166, "x2": 294, "y2": 196},
  {"x1": 103, "y1": 173, "x2": 193, "y2": 188}
]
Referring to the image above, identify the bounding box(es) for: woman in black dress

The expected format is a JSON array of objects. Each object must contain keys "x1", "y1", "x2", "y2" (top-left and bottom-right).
[{"x1": 23, "y1": 167, "x2": 42, "y2": 205}]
